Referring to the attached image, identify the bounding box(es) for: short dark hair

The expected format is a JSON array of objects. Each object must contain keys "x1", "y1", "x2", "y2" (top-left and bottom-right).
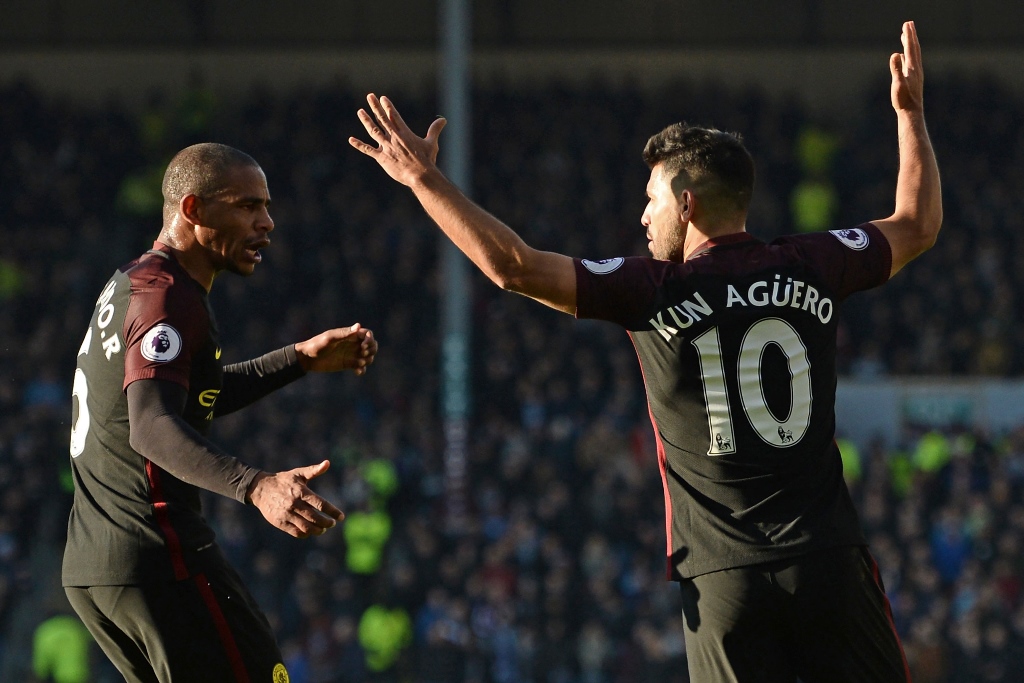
[
  {"x1": 161, "y1": 143, "x2": 259, "y2": 223},
  {"x1": 642, "y1": 123, "x2": 755, "y2": 216}
]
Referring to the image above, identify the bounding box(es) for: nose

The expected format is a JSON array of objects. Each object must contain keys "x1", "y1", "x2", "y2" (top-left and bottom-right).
[{"x1": 260, "y1": 207, "x2": 275, "y2": 233}]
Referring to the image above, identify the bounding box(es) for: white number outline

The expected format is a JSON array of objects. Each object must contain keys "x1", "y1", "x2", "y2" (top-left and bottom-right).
[
  {"x1": 71, "y1": 279, "x2": 119, "y2": 457},
  {"x1": 692, "y1": 327, "x2": 736, "y2": 455},
  {"x1": 692, "y1": 317, "x2": 813, "y2": 455},
  {"x1": 70, "y1": 368, "x2": 89, "y2": 458}
]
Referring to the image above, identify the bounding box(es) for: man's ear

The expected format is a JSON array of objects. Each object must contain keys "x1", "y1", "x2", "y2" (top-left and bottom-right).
[
  {"x1": 679, "y1": 189, "x2": 695, "y2": 223},
  {"x1": 180, "y1": 194, "x2": 202, "y2": 226}
]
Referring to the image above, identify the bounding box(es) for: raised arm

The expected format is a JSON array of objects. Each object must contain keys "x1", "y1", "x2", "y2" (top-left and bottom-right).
[
  {"x1": 871, "y1": 20, "x2": 943, "y2": 277},
  {"x1": 349, "y1": 94, "x2": 577, "y2": 315}
]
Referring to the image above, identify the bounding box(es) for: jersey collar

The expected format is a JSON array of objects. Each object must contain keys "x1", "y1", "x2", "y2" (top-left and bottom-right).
[
  {"x1": 147, "y1": 241, "x2": 209, "y2": 295},
  {"x1": 147, "y1": 241, "x2": 174, "y2": 260},
  {"x1": 686, "y1": 232, "x2": 759, "y2": 261}
]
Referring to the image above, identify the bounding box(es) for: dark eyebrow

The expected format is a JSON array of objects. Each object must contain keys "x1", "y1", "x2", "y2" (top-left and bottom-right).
[{"x1": 237, "y1": 196, "x2": 271, "y2": 207}]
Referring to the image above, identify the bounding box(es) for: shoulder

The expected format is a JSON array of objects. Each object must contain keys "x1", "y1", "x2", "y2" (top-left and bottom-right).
[
  {"x1": 574, "y1": 256, "x2": 693, "y2": 328},
  {"x1": 122, "y1": 254, "x2": 209, "y2": 338},
  {"x1": 125, "y1": 254, "x2": 204, "y2": 310},
  {"x1": 125, "y1": 253, "x2": 183, "y2": 290},
  {"x1": 576, "y1": 256, "x2": 685, "y2": 283},
  {"x1": 770, "y1": 223, "x2": 892, "y2": 296},
  {"x1": 770, "y1": 224, "x2": 884, "y2": 256}
]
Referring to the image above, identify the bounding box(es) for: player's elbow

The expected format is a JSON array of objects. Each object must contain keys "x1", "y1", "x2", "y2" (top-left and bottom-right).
[
  {"x1": 914, "y1": 210, "x2": 943, "y2": 254},
  {"x1": 904, "y1": 194, "x2": 943, "y2": 253},
  {"x1": 487, "y1": 258, "x2": 530, "y2": 294},
  {"x1": 127, "y1": 425, "x2": 146, "y2": 454},
  {"x1": 496, "y1": 272, "x2": 527, "y2": 295},
  {"x1": 894, "y1": 208, "x2": 943, "y2": 257}
]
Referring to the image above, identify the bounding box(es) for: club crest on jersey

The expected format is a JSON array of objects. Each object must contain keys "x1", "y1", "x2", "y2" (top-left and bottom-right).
[
  {"x1": 582, "y1": 257, "x2": 624, "y2": 274},
  {"x1": 829, "y1": 228, "x2": 869, "y2": 251},
  {"x1": 273, "y1": 663, "x2": 290, "y2": 683},
  {"x1": 141, "y1": 324, "x2": 182, "y2": 362}
]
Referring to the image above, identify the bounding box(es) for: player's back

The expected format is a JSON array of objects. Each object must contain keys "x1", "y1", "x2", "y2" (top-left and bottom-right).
[
  {"x1": 64, "y1": 247, "x2": 222, "y2": 586},
  {"x1": 574, "y1": 225, "x2": 892, "y2": 578}
]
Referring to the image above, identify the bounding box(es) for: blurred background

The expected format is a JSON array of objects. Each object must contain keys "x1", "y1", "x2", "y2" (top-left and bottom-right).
[{"x1": 4, "y1": 2, "x2": 1024, "y2": 681}]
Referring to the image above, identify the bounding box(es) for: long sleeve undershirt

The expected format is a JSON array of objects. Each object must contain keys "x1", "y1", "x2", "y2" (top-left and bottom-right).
[
  {"x1": 216, "y1": 345, "x2": 307, "y2": 416},
  {"x1": 125, "y1": 345, "x2": 307, "y2": 503},
  {"x1": 127, "y1": 379, "x2": 257, "y2": 503}
]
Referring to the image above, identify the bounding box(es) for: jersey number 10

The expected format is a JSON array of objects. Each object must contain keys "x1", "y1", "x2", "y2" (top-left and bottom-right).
[{"x1": 692, "y1": 317, "x2": 812, "y2": 455}]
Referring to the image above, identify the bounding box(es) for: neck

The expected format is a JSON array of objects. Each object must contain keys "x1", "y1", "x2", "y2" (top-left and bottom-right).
[
  {"x1": 682, "y1": 219, "x2": 747, "y2": 261},
  {"x1": 156, "y1": 227, "x2": 216, "y2": 291}
]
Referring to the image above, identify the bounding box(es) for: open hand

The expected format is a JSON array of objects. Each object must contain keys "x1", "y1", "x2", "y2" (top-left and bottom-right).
[
  {"x1": 349, "y1": 94, "x2": 447, "y2": 187},
  {"x1": 247, "y1": 460, "x2": 344, "y2": 538},
  {"x1": 294, "y1": 323, "x2": 377, "y2": 375},
  {"x1": 890, "y1": 21, "x2": 924, "y2": 114}
]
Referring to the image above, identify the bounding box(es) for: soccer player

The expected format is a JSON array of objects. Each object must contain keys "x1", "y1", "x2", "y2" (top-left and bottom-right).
[
  {"x1": 351, "y1": 21, "x2": 939, "y2": 683},
  {"x1": 64, "y1": 143, "x2": 378, "y2": 683}
]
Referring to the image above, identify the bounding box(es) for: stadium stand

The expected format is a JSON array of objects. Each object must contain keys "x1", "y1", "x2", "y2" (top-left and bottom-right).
[{"x1": 2, "y1": 74, "x2": 1024, "y2": 682}]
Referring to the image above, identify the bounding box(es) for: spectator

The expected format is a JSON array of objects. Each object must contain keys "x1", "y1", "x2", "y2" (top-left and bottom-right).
[
  {"x1": 3, "y1": 72, "x2": 1024, "y2": 679},
  {"x1": 358, "y1": 601, "x2": 412, "y2": 678},
  {"x1": 32, "y1": 614, "x2": 92, "y2": 683}
]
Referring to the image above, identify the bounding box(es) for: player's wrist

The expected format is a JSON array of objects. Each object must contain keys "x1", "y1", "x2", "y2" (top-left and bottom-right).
[
  {"x1": 407, "y1": 165, "x2": 446, "y2": 192},
  {"x1": 894, "y1": 106, "x2": 925, "y2": 120},
  {"x1": 293, "y1": 342, "x2": 313, "y2": 372},
  {"x1": 245, "y1": 471, "x2": 270, "y2": 504}
]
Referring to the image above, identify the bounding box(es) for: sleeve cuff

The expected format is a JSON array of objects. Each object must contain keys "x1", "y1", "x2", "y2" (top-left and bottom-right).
[{"x1": 237, "y1": 466, "x2": 262, "y2": 505}]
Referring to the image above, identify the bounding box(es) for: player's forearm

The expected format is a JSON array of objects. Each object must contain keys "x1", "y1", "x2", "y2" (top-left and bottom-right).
[
  {"x1": 215, "y1": 345, "x2": 306, "y2": 416},
  {"x1": 892, "y1": 110, "x2": 942, "y2": 247},
  {"x1": 410, "y1": 168, "x2": 536, "y2": 291},
  {"x1": 127, "y1": 380, "x2": 259, "y2": 503}
]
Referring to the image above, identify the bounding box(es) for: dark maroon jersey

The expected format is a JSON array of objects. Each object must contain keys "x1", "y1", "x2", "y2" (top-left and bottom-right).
[
  {"x1": 574, "y1": 224, "x2": 891, "y2": 580},
  {"x1": 64, "y1": 243, "x2": 232, "y2": 586}
]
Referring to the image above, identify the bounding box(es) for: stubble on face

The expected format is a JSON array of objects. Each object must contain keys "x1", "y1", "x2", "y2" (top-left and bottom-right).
[{"x1": 645, "y1": 165, "x2": 686, "y2": 262}]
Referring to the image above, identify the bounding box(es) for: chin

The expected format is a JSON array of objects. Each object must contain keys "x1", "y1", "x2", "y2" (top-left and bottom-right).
[{"x1": 226, "y1": 262, "x2": 256, "y2": 277}]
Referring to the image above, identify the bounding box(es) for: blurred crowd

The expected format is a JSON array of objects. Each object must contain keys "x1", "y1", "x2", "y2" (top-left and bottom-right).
[{"x1": 1, "y1": 69, "x2": 1024, "y2": 682}]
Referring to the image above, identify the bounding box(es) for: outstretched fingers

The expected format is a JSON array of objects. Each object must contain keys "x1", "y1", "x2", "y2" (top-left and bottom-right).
[
  {"x1": 272, "y1": 493, "x2": 343, "y2": 538},
  {"x1": 351, "y1": 93, "x2": 445, "y2": 186},
  {"x1": 304, "y1": 491, "x2": 344, "y2": 521},
  {"x1": 292, "y1": 500, "x2": 338, "y2": 531},
  {"x1": 900, "y1": 27, "x2": 911, "y2": 75},
  {"x1": 380, "y1": 96, "x2": 408, "y2": 131},
  {"x1": 296, "y1": 461, "x2": 344, "y2": 520},
  {"x1": 903, "y1": 21, "x2": 922, "y2": 72},
  {"x1": 367, "y1": 93, "x2": 394, "y2": 133},
  {"x1": 349, "y1": 112, "x2": 384, "y2": 158},
  {"x1": 348, "y1": 134, "x2": 376, "y2": 157},
  {"x1": 356, "y1": 108, "x2": 389, "y2": 146},
  {"x1": 898, "y1": 21, "x2": 923, "y2": 81},
  {"x1": 266, "y1": 507, "x2": 320, "y2": 539}
]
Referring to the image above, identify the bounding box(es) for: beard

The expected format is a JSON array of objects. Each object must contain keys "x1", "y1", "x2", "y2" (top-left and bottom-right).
[{"x1": 650, "y1": 235, "x2": 685, "y2": 261}]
